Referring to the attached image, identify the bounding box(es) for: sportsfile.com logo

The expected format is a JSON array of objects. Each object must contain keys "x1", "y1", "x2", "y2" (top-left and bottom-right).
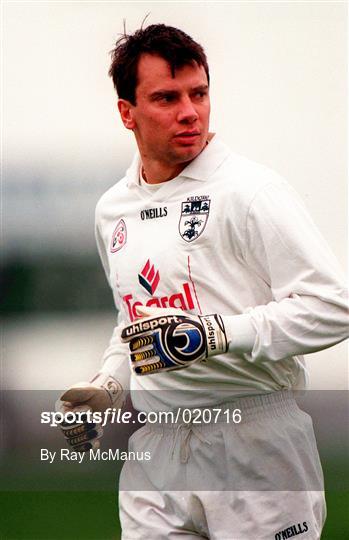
[{"x1": 138, "y1": 259, "x2": 160, "y2": 295}]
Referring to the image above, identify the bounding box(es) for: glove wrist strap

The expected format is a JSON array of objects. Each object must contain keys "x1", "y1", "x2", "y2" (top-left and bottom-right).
[
  {"x1": 199, "y1": 314, "x2": 228, "y2": 357},
  {"x1": 90, "y1": 372, "x2": 124, "y2": 406}
]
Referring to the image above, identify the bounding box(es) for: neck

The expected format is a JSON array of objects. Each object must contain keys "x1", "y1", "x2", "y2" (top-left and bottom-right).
[{"x1": 141, "y1": 161, "x2": 188, "y2": 184}]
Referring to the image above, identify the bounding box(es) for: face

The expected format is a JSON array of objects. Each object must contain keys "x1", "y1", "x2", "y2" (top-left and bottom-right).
[{"x1": 118, "y1": 54, "x2": 210, "y2": 179}]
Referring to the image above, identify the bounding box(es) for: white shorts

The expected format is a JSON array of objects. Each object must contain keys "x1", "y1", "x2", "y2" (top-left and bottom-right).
[{"x1": 119, "y1": 391, "x2": 326, "y2": 539}]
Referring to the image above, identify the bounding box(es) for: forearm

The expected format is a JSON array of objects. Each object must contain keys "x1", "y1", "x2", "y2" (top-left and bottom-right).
[
  {"x1": 98, "y1": 322, "x2": 131, "y2": 396},
  {"x1": 223, "y1": 290, "x2": 348, "y2": 362}
]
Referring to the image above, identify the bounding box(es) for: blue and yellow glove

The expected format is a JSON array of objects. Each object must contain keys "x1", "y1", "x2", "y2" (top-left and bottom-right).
[{"x1": 121, "y1": 307, "x2": 228, "y2": 375}]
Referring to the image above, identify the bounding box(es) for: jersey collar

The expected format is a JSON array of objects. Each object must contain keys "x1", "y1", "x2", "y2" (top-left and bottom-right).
[{"x1": 125, "y1": 135, "x2": 231, "y2": 187}]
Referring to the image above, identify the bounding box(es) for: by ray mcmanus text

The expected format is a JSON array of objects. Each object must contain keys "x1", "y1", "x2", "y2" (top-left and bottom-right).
[{"x1": 40, "y1": 448, "x2": 152, "y2": 463}]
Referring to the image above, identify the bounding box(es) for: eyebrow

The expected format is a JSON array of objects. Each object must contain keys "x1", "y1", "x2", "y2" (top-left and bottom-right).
[
  {"x1": 192, "y1": 84, "x2": 209, "y2": 93},
  {"x1": 149, "y1": 84, "x2": 209, "y2": 100}
]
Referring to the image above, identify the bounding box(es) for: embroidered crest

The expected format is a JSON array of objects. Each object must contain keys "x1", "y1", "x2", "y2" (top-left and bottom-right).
[
  {"x1": 110, "y1": 219, "x2": 127, "y2": 253},
  {"x1": 179, "y1": 196, "x2": 210, "y2": 242}
]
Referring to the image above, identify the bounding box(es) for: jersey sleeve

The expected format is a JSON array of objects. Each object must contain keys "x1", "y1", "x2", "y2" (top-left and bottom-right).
[
  {"x1": 224, "y1": 180, "x2": 348, "y2": 362},
  {"x1": 95, "y1": 216, "x2": 131, "y2": 390}
]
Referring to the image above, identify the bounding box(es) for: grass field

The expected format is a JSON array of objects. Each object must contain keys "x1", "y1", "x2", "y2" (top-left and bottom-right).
[{"x1": 0, "y1": 490, "x2": 348, "y2": 539}]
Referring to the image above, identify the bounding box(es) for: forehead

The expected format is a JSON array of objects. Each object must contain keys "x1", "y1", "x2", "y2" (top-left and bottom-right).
[{"x1": 136, "y1": 54, "x2": 208, "y2": 96}]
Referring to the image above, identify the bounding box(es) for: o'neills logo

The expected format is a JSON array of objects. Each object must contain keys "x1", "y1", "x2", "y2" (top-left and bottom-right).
[
  {"x1": 123, "y1": 282, "x2": 195, "y2": 321},
  {"x1": 275, "y1": 522, "x2": 309, "y2": 540}
]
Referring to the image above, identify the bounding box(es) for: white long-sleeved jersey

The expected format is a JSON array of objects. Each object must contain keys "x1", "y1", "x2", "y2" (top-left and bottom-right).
[{"x1": 95, "y1": 136, "x2": 348, "y2": 412}]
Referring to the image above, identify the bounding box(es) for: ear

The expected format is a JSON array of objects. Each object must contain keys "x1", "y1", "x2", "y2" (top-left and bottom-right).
[{"x1": 118, "y1": 99, "x2": 136, "y2": 130}]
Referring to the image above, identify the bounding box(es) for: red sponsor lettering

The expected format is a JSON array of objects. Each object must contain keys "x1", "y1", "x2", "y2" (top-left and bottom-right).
[{"x1": 123, "y1": 282, "x2": 195, "y2": 321}]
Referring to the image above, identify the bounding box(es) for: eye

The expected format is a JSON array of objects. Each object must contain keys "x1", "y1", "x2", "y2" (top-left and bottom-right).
[
  {"x1": 161, "y1": 95, "x2": 175, "y2": 103},
  {"x1": 193, "y1": 90, "x2": 207, "y2": 99},
  {"x1": 154, "y1": 93, "x2": 177, "y2": 104}
]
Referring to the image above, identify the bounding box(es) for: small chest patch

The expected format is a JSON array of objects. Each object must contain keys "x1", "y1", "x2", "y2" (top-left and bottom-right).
[{"x1": 110, "y1": 219, "x2": 127, "y2": 252}]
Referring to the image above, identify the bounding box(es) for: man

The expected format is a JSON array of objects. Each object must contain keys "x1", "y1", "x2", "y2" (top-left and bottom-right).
[{"x1": 58, "y1": 24, "x2": 348, "y2": 539}]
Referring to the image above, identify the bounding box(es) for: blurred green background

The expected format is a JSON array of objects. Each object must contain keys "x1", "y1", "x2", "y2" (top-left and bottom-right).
[{"x1": 0, "y1": 489, "x2": 348, "y2": 539}]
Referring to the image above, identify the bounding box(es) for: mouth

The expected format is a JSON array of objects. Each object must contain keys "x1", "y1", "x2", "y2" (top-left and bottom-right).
[{"x1": 174, "y1": 131, "x2": 201, "y2": 144}]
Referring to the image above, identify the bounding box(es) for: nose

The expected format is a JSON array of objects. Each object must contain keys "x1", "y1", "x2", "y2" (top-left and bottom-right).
[{"x1": 177, "y1": 96, "x2": 199, "y2": 124}]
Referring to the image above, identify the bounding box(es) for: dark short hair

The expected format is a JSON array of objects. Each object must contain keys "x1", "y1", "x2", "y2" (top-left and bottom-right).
[{"x1": 109, "y1": 24, "x2": 210, "y2": 105}]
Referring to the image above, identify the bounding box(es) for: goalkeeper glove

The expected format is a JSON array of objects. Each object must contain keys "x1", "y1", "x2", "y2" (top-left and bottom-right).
[
  {"x1": 56, "y1": 372, "x2": 124, "y2": 452},
  {"x1": 121, "y1": 306, "x2": 228, "y2": 375}
]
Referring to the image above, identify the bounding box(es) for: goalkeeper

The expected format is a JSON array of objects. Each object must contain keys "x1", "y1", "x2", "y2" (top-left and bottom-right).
[{"x1": 57, "y1": 23, "x2": 348, "y2": 540}]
